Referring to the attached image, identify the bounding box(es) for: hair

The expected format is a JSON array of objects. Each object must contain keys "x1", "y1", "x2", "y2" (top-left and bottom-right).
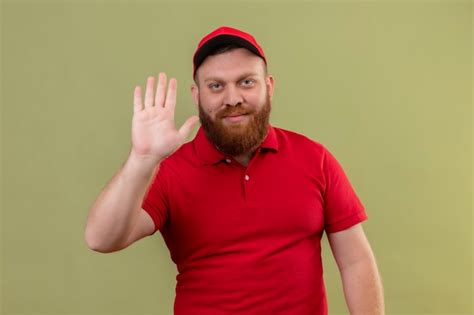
[
  {"x1": 194, "y1": 43, "x2": 268, "y2": 85},
  {"x1": 210, "y1": 43, "x2": 243, "y2": 56}
]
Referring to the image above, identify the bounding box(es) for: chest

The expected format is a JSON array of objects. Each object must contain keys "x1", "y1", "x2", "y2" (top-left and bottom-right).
[{"x1": 164, "y1": 154, "x2": 326, "y2": 261}]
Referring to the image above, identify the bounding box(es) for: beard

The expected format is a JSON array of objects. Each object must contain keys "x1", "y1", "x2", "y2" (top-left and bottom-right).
[{"x1": 198, "y1": 93, "x2": 272, "y2": 157}]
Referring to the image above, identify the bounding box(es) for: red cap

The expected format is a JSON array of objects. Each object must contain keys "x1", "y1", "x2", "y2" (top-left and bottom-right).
[{"x1": 192, "y1": 26, "x2": 267, "y2": 79}]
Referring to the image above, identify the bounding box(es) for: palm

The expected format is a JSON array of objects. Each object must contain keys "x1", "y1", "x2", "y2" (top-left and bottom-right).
[{"x1": 131, "y1": 73, "x2": 199, "y2": 163}]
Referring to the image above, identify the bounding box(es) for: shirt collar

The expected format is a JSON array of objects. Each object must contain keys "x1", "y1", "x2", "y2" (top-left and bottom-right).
[{"x1": 193, "y1": 124, "x2": 279, "y2": 166}]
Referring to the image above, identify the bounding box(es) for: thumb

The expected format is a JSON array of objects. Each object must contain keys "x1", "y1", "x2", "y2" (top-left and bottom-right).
[{"x1": 178, "y1": 115, "x2": 200, "y2": 139}]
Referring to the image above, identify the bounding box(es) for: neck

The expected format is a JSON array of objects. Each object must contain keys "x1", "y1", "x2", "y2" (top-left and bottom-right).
[
  {"x1": 232, "y1": 143, "x2": 261, "y2": 166},
  {"x1": 233, "y1": 152, "x2": 252, "y2": 166}
]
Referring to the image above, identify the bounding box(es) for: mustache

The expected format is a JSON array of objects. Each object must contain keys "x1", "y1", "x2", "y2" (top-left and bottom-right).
[{"x1": 217, "y1": 105, "x2": 254, "y2": 118}]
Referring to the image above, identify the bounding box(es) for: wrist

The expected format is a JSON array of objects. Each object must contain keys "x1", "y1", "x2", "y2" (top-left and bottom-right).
[{"x1": 128, "y1": 150, "x2": 163, "y2": 174}]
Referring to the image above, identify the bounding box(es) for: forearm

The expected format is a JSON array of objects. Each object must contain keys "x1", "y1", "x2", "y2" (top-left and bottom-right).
[
  {"x1": 84, "y1": 150, "x2": 160, "y2": 251},
  {"x1": 340, "y1": 256, "x2": 385, "y2": 315}
]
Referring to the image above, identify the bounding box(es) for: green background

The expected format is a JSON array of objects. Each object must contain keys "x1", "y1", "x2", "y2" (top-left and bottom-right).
[{"x1": 1, "y1": 0, "x2": 472, "y2": 314}]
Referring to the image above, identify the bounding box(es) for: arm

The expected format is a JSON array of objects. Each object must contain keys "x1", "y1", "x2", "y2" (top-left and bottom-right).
[
  {"x1": 84, "y1": 151, "x2": 160, "y2": 253},
  {"x1": 327, "y1": 223, "x2": 385, "y2": 315},
  {"x1": 84, "y1": 73, "x2": 198, "y2": 253}
]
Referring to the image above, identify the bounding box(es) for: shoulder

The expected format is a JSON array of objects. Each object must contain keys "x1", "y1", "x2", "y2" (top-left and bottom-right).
[
  {"x1": 156, "y1": 138, "x2": 197, "y2": 172},
  {"x1": 272, "y1": 125, "x2": 327, "y2": 156}
]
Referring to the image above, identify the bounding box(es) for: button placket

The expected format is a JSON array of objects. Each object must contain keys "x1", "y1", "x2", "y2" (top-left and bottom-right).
[{"x1": 242, "y1": 150, "x2": 263, "y2": 202}]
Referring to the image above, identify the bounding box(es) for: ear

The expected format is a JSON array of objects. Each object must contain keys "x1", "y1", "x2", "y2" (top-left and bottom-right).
[
  {"x1": 190, "y1": 83, "x2": 199, "y2": 108},
  {"x1": 265, "y1": 74, "x2": 275, "y2": 101}
]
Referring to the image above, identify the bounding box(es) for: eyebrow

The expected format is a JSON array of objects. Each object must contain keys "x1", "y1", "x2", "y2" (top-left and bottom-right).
[{"x1": 204, "y1": 72, "x2": 259, "y2": 83}]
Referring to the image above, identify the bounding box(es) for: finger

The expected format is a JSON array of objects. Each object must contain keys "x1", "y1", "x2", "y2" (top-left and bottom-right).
[
  {"x1": 144, "y1": 76, "x2": 155, "y2": 108},
  {"x1": 133, "y1": 86, "x2": 142, "y2": 113},
  {"x1": 178, "y1": 115, "x2": 200, "y2": 139},
  {"x1": 155, "y1": 72, "x2": 167, "y2": 108},
  {"x1": 164, "y1": 78, "x2": 177, "y2": 115}
]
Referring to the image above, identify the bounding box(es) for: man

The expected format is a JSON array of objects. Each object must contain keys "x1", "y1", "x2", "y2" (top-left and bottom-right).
[{"x1": 85, "y1": 26, "x2": 384, "y2": 314}]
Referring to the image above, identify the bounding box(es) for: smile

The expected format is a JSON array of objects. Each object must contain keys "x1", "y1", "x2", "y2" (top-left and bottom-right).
[{"x1": 223, "y1": 113, "x2": 248, "y2": 123}]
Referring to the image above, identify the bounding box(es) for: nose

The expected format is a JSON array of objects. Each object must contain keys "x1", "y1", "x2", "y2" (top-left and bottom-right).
[{"x1": 223, "y1": 85, "x2": 243, "y2": 107}]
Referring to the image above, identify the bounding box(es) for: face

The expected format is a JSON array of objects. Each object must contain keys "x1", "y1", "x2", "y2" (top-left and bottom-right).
[{"x1": 191, "y1": 48, "x2": 274, "y2": 157}]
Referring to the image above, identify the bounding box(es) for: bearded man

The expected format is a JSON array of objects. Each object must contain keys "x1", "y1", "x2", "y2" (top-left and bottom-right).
[{"x1": 85, "y1": 26, "x2": 385, "y2": 315}]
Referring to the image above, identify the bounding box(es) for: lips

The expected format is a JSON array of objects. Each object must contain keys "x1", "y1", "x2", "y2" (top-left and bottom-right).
[
  {"x1": 225, "y1": 114, "x2": 245, "y2": 118},
  {"x1": 223, "y1": 113, "x2": 247, "y2": 118},
  {"x1": 222, "y1": 113, "x2": 249, "y2": 123}
]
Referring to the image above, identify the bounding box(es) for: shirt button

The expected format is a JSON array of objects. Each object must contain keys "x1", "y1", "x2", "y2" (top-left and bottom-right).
[
  {"x1": 244, "y1": 174, "x2": 250, "y2": 181},
  {"x1": 225, "y1": 158, "x2": 231, "y2": 163}
]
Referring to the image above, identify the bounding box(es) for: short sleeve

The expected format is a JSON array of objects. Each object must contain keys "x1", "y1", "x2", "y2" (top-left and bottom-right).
[
  {"x1": 322, "y1": 146, "x2": 368, "y2": 234},
  {"x1": 141, "y1": 162, "x2": 170, "y2": 235}
]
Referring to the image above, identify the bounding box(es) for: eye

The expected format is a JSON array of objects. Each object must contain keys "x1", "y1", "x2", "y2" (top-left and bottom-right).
[
  {"x1": 241, "y1": 79, "x2": 255, "y2": 87},
  {"x1": 208, "y1": 83, "x2": 221, "y2": 90}
]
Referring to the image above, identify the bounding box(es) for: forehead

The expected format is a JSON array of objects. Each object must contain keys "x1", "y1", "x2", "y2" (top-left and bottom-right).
[{"x1": 197, "y1": 48, "x2": 265, "y2": 82}]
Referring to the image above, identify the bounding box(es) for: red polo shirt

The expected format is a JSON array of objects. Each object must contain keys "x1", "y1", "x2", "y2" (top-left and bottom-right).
[{"x1": 141, "y1": 124, "x2": 367, "y2": 315}]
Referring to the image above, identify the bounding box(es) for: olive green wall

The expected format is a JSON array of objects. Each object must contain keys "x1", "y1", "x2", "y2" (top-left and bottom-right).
[{"x1": 1, "y1": 0, "x2": 472, "y2": 314}]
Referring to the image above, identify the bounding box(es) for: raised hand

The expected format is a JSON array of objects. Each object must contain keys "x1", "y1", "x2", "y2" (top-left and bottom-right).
[{"x1": 131, "y1": 73, "x2": 199, "y2": 164}]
